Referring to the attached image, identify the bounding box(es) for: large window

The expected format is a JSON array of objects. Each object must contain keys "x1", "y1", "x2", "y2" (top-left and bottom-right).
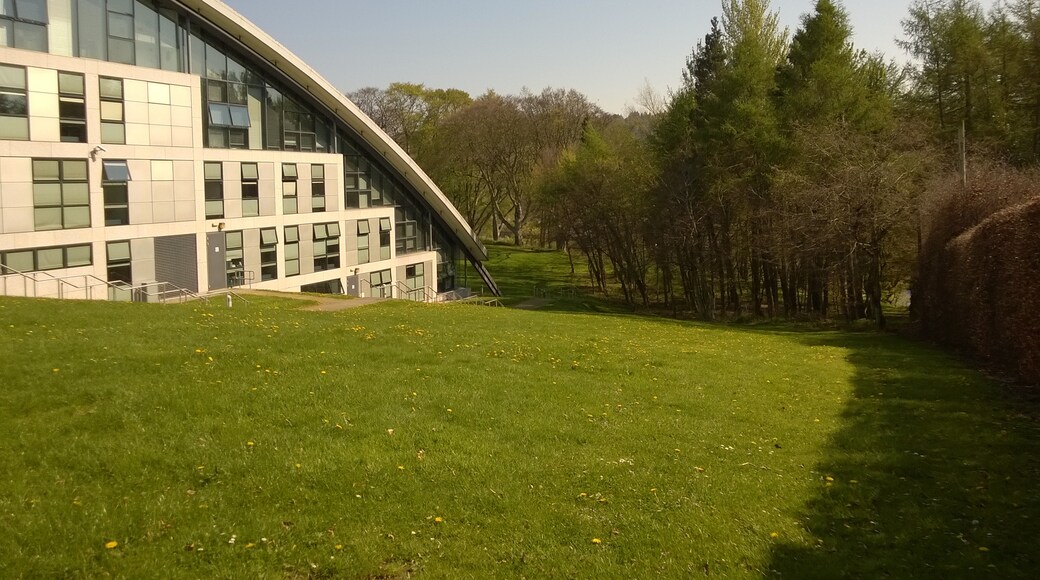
[
  {"x1": 396, "y1": 194, "x2": 430, "y2": 256},
  {"x1": 264, "y1": 86, "x2": 329, "y2": 152},
  {"x1": 311, "y1": 164, "x2": 325, "y2": 212},
  {"x1": 102, "y1": 160, "x2": 131, "y2": 226},
  {"x1": 281, "y1": 162, "x2": 297, "y2": 214},
  {"x1": 312, "y1": 222, "x2": 340, "y2": 272},
  {"x1": 106, "y1": 0, "x2": 134, "y2": 64},
  {"x1": 343, "y1": 137, "x2": 397, "y2": 210},
  {"x1": 405, "y1": 262, "x2": 426, "y2": 301},
  {"x1": 260, "y1": 227, "x2": 277, "y2": 281},
  {"x1": 78, "y1": 0, "x2": 181, "y2": 70},
  {"x1": 204, "y1": 162, "x2": 223, "y2": 219},
  {"x1": 284, "y1": 225, "x2": 299, "y2": 277},
  {"x1": 224, "y1": 230, "x2": 244, "y2": 287},
  {"x1": 33, "y1": 159, "x2": 89, "y2": 231},
  {"x1": 106, "y1": 240, "x2": 131, "y2": 284},
  {"x1": 370, "y1": 269, "x2": 392, "y2": 298},
  {"x1": 58, "y1": 72, "x2": 86, "y2": 143},
  {"x1": 0, "y1": 0, "x2": 48, "y2": 52},
  {"x1": 99, "y1": 77, "x2": 125, "y2": 144},
  {"x1": 241, "y1": 162, "x2": 259, "y2": 217},
  {"x1": 356, "y1": 219, "x2": 370, "y2": 264},
  {"x1": 2, "y1": 243, "x2": 91, "y2": 274},
  {"x1": 0, "y1": 64, "x2": 28, "y2": 140},
  {"x1": 379, "y1": 217, "x2": 392, "y2": 261}
]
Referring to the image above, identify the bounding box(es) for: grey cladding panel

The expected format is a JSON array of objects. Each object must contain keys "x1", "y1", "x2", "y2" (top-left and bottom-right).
[{"x1": 155, "y1": 234, "x2": 199, "y2": 293}]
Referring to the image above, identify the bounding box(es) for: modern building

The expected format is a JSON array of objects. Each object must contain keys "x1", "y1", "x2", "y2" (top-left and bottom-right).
[{"x1": 0, "y1": 0, "x2": 498, "y2": 302}]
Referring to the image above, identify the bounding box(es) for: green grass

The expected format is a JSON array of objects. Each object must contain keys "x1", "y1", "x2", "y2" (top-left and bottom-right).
[
  {"x1": 1, "y1": 293, "x2": 1038, "y2": 578},
  {"x1": 479, "y1": 242, "x2": 617, "y2": 311}
]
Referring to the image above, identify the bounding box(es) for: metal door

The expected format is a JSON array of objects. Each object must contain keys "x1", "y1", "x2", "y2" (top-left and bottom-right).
[
  {"x1": 346, "y1": 275, "x2": 359, "y2": 297},
  {"x1": 206, "y1": 232, "x2": 227, "y2": 292}
]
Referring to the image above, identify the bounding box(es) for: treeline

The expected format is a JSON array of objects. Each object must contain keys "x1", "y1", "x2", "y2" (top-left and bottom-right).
[{"x1": 353, "y1": 0, "x2": 1040, "y2": 327}]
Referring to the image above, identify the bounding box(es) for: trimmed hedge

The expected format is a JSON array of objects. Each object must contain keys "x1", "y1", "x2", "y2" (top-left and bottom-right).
[{"x1": 918, "y1": 197, "x2": 1040, "y2": 385}]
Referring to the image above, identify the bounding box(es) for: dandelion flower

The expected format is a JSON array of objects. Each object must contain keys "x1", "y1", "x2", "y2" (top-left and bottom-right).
[
  {"x1": 105, "y1": 540, "x2": 118, "y2": 549},
  {"x1": 591, "y1": 538, "x2": 602, "y2": 544},
  {"x1": 434, "y1": 517, "x2": 444, "y2": 523},
  {"x1": 770, "y1": 532, "x2": 779, "y2": 539}
]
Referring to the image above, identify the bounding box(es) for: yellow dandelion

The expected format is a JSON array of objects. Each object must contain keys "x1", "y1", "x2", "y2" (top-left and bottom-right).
[
  {"x1": 246, "y1": 441, "x2": 254, "y2": 447},
  {"x1": 770, "y1": 532, "x2": 779, "y2": 539},
  {"x1": 591, "y1": 538, "x2": 602, "y2": 544},
  {"x1": 335, "y1": 544, "x2": 343, "y2": 550},
  {"x1": 397, "y1": 465, "x2": 405, "y2": 470},
  {"x1": 434, "y1": 517, "x2": 444, "y2": 523},
  {"x1": 105, "y1": 540, "x2": 118, "y2": 549},
  {"x1": 320, "y1": 370, "x2": 327, "y2": 375}
]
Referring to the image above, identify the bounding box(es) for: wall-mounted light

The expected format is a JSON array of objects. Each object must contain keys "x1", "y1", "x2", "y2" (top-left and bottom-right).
[{"x1": 89, "y1": 145, "x2": 107, "y2": 161}]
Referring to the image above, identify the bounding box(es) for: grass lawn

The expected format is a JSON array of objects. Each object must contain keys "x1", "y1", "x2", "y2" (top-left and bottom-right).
[{"x1": 1, "y1": 289, "x2": 1039, "y2": 577}]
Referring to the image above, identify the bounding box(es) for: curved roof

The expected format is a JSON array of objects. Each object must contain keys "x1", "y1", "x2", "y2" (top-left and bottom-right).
[{"x1": 182, "y1": 0, "x2": 488, "y2": 262}]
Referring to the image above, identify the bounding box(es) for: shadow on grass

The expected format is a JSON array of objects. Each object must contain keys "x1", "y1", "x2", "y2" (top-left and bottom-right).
[{"x1": 767, "y1": 332, "x2": 1040, "y2": 578}]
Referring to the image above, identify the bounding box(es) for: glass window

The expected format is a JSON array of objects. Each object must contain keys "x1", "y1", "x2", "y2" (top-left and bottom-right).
[
  {"x1": 0, "y1": 64, "x2": 27, "y2": 140},
  {"x1": 99, "y1": 77, "x2": 125, "y2": 144},
  {"x1": 66, "y1": 245, "x2": 92, "y2": 267},
  {"x1": 357, "y1": 220, "x2": 370, "y2": 235},
  {"x1": 99, "y1": 77, "x2": 123, "y2": 99},
  {"x1": 37, "y1": 247, "x2": 64, "y2": 270},
  {"x1": 229, "y1": 105, "x2": 250, "y2": 127},
  {"x1": 241, "y1": 162, "x2": 259, "y2": 180},
  {"x1": 106, "y1": 240, "x2": 131, "y2": 283},
  {"x1": 107, "y1": 240, "x2": 131, "y2": 261},
  {"x1": 102, "y1": 160, "x2": 131, "y2": 182},
  {"x1": 3, "y1": 249, "x2": 34, "y2": 272},
  {"x1": 380, "y1": 217, "x2": 392, "y2": 232},
  {"x1": 58, "y1": 71, "x2": 87, "y2": 143},
  {"x1": 260, "y1": 227, "x2": 277, "y2": 245},
  {"x1": 33, "y1": 159, "x2": 89, "y2": 231},
  {"x1": 282, "y1": 163, "x2": 297, "y2": 179},
  {"x1": 204, "y1": 162, "x2": 223, "y2": 219},
  {"x1": 207, "y1": 102, "x2": 231, "y2": 126}
]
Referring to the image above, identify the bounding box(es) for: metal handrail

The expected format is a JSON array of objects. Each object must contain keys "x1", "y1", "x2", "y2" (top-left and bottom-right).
[
  {"x1": 2, "y1": 264, "x2": 204, "y2": 304},
  {"x1": 392, "y1": 280, "x2": 435, "y2": 302}
]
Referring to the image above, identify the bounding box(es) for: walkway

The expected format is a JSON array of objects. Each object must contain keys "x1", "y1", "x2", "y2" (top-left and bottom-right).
[{"x1": 235, "y1": 289, "x2": 384, "y2": 312}]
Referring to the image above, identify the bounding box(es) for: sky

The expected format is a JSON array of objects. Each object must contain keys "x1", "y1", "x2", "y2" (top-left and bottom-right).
[{"x1": 221, "y1": 0, "x2": 919, "y2": 115}]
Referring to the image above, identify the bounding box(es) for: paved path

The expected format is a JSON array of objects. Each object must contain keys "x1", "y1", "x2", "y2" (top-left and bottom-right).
[{"x1": 235, "y1": 290, "x2": 384, "y2": 312}]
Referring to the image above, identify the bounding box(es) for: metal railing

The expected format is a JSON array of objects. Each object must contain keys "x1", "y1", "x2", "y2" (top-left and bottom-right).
[
  {"x1": 227, "y1": 270, "x2": 256, "y2": 289},
  {"x1": 391, "y1": 280, "x2": 436, "y2": 302},
  {"x1": 1, "y1": 264, "x2": 204, "y2": 304}
]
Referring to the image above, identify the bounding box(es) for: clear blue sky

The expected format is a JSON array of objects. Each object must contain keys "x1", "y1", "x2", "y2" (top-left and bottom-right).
[{"x1": 222, "y1": 0, "x2": 919, "y2": 114}]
